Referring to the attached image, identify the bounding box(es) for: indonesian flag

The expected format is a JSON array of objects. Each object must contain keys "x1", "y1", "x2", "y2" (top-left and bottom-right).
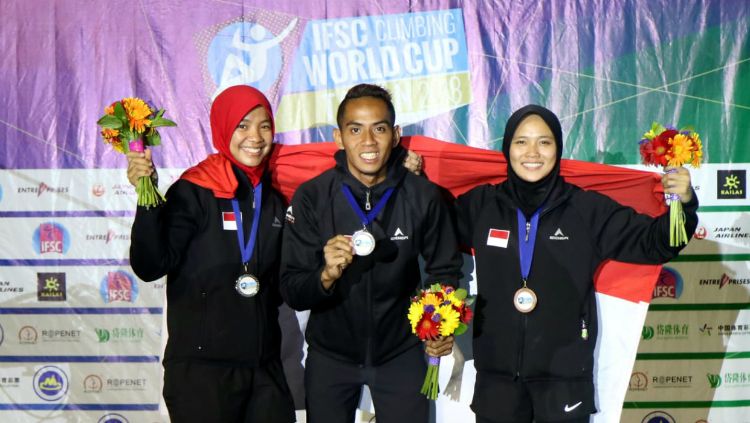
[{"x1": 269, "y1": 136, "x2": 666, "y2": 423}]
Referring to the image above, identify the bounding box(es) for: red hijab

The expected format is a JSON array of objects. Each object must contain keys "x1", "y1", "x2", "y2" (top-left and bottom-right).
[{"x1": 181, "y1": 85, "x2": 274, "y2": 198}]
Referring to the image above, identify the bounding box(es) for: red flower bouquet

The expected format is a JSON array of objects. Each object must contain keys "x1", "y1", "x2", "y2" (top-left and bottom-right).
[
  {"x1": 639, "y1": 122, "x2": 703, "y2": 246},
  {"x1": 407, "y1": 283, "x2": 474, "y2": 400}
]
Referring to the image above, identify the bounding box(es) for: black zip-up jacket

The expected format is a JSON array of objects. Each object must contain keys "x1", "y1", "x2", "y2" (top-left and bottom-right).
[
  {"x1": 280, "y1": 147, "x2": 462, "y2": 366},
  {"x1": 457, "y1": 178, "x2": 698, "y2": 417},
  {"x1": 130, "y1": 168, "x2": 287, "y2": 366}
]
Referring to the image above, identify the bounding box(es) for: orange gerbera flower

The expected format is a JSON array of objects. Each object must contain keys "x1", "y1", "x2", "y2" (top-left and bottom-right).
[
  {"x1": 666, "y1": 133, "x2": 693, "y2": 167},
  {"x1": 122, "y1": 97, "x2": 152, "y2": 133},
  {"x1": 416, "y1": 314, "x2": 440, "y2": 340},
  {"x1": 690, "y1": 135, "x2": 703, "y2": 168}
]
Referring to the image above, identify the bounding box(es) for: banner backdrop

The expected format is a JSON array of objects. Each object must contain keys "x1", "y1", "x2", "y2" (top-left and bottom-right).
[{"x1": 1, "y1": 1, "x2": 749, "y2": 422}]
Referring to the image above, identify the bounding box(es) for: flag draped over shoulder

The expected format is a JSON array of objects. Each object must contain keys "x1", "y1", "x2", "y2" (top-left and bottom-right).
[{"x1": 269, "y1": 135, "x2": 667, "y2": 304}]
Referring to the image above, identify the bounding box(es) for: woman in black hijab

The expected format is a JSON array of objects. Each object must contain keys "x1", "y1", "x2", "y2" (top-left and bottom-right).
[{"x1": 456, "y1": 105, "x2": 698, "y2": 422}]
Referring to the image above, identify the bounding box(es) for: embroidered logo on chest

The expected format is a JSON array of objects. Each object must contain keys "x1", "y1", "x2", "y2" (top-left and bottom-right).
[{"x1": 549, "y1": 228, "x2": 569, "y2": 240}]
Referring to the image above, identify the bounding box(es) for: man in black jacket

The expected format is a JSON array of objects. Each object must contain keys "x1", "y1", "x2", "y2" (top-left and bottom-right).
[{"x1": 280, "y1": 84, "x2": 462, "y2": 423}]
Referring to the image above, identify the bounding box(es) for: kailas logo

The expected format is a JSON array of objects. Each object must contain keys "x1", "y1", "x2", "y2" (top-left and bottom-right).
[
  {"x1": 84, "y1": 375, "x2": 103, "y2": 393},
  {"x1": 100, "y1": 271, "x2": 139, "y2": 303},
  {"x1": 641, "y1": 326, "x2": 655, "y2": 340},
  {"x1": 694, "y1": 226, "x2": 708, "y2": 239},
  {"x1": 272, "y1": 216, "x2": 283, "y2": 228},
  {"x1": 32, "y1": 222, "x2": 71, "y2": 255},
  {"x1": 285, "y1": 206, "x2": 295, "y2": 224},
  {"x1": 206, "y1": 18, "x2": 299, "y2": 99},
  {"x1": 707, "y1": 373, "x2": 722, "y2": 388},
  {"x1": 97, "y1": 413, "x2": 129, "y2": 423},
  {"x1": 37, "y1": 272, "x2": 66, "y2": 301},
  {"x1": 95, "y1": 328, "x2": 111, "y2": 343},
  {"x1": 629, "y1": 372, "x2": 648, "y2": 391},
  {"x1": 33, "y1": 366, "x2": 68, "y2": 401},
  {"x1": 652, "y1": 267, "x2": 682, "y2": 299},
  {"x1": 391, "y1": 227, "x2": 408, "y2": 241},
  {"x1": 717, "y1": 170, "x2": 745, "y2": 199},
  {"x1": 549, "y1": 228, "x2": 569, "y2": 240}
]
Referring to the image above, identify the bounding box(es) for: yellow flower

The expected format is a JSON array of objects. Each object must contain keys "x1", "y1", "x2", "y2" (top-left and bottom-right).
[
  {"x1": 421, "y1": 293, "x2": 442, "y2": 309},
  {"x1": 443, "y1": 290, "x2": 462, "y2": 308},
  {"x1": 690, "y1": 135, "x2": 703, "y2": 168},
  {"x1": 437, "y1": 304, "x2": 460, "y2": 337},
  {"x1": 101, "y1": 128, "x2": 119, "y2": 139},
  {"x1": 122, "y1": 97, "x2": 152, "y2": 133},
  {"x1": 666, "y1": 133, "x2": 693, "y2": 167},
  {"x1": 408, "y1": 301, "x2": 424, "y2": 333}
]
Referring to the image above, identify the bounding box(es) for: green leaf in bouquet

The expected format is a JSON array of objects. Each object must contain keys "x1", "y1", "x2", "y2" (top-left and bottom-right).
[
  {"x1": 150, "y1": 110, "x2": 177, "y2": 128},
  {"x1": 454, "y1": 322, "x2": 468, "y2": 336},
  {"x1": 430, "y1": 283, "x2": 442, "y2": 292},
  {"x1": 145, "y1": 130, "x2": 162, "y2": 147},
  {"x1": 97, "y1": 114, "x2": 123, "y2": 128},
  {"x1": 453, "y1": 288, "x2": 468, "y2": 300}
]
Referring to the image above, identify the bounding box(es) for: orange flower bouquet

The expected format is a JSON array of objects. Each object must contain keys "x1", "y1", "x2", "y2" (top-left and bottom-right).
[
  {"x1": 97, "y1": 98, "x2": 176, "y2": 208},
  {"x1": 407, "y1": 283, "x2": 474, "y2": 400},
  {"x1": 639, "y1": 122, "x2": 703, "y2": 246}
]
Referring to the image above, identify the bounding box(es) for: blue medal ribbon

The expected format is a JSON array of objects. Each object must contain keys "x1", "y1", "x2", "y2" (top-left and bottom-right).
[
  {"x1": 342, "y1": 184, "x2": 395, "y2": 227},
  {"x1": 231, "y1": 182, "x2": 263, "y2": 267},
  {"x1": 517, "y1": 208, "x2": 541, "y2": 285}
]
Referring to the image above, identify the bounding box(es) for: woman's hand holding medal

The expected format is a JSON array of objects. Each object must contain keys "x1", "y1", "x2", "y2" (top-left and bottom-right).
[{"x1": 321, "y1": 235, "x2": 354, "y2": 290}]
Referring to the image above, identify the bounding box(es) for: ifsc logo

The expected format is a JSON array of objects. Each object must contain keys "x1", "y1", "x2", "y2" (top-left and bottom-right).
[
  {"x1": 98, "y1": 413, "x2": 129, "y2": 423},
  {"x1": 33, "y1": 365, "x2": 69, "y2": 401},
  {"x1": 100, "y1": 271, "x2": 139, "y2": 303},
  {"x1": 207, "y1": 18, "x2": 299, "y2": 98},
  {"x1": 32, "y1": 222, "x2": 71, "y2": 255}
]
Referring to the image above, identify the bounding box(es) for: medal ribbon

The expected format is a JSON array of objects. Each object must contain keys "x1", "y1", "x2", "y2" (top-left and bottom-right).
[
  {"x1": 517, "y1": 208, "x2": 541, "y2": 283},
  {"x1": 231, "y1": 182, "x2": 263, "y2": 266},
  {"x1": 342, "y1": 184, "x2": 394, "y2": 227}
]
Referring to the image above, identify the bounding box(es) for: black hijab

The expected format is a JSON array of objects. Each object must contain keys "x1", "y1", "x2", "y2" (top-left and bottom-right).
[{"x1": 502, "y1": 104, "x2": 564, "y2": 218}]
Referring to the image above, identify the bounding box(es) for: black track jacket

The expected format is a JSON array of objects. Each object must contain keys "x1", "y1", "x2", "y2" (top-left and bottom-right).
[
  {"x1": 130, "y1": 169, "x2": 287, "y2": 366},
  {"x1": 280, "y1": 147, "x2": 462, "y2": 366},
  {"x1": 457, "y1": 179, "x2": 698, "y2": 417}
]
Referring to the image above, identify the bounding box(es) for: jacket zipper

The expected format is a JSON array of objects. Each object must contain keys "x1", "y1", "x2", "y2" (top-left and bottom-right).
[{"x1": 365, "y1": 189, "x2": 372, "y2": 211}]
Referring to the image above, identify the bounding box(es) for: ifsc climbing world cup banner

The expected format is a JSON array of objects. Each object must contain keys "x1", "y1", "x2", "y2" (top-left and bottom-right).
[{"x1": 197, "y1": 9, "x2": 470, "y2": 138}]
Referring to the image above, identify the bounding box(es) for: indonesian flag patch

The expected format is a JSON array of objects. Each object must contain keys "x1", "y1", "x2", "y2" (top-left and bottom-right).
[
  {"x1": 223, "y1": 212, "x2": 238, "y2": 231},
  {"x1": 486, "y1": 228, "x2": 510, "y2": 248}
]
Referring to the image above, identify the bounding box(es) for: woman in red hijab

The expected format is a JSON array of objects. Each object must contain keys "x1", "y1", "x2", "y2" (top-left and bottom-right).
[{"x1": 127, "y1": 85, "x2": 296, "y2": 423}]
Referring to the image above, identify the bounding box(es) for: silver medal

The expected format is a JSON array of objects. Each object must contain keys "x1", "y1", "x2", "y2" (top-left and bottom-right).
[
  {"x1": 235, "y1": 274, "x2": 260, "y2": 297},
  {"x1": 351, "y1": 229, "x2": 376, "y2": 256}
]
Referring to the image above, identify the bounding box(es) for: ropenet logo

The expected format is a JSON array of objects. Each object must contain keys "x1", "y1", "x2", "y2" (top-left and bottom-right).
[
  {"x1": 628, "y1": 372, "x2": 648, "y2": 391},
  {"x1": 652, "y1": 267, "x2": 682, "y2": 299},
  {"x1": 641, "y1": 411, "x2": 676, "y2": 423},
  {"x1": 100, "y1": 271, "x2": 139, "y2": 303},
  {"x1": 83, "y1": 374, "x2": 103, "y2": 393},
  {"x1": 32, "y1": 222, "x2": 71, "y2": 255},
  {"x1": 199, "y1": 10, "x2": 302, "y2": 102},
  {"x1": 37, "y1": 272, "x2": 66, "y2": 301},
  {"x1": 717, "y1": 169, "x2": 746, "y2": 199},
  {"x1": 18, "y1": 325, "x2": 38, "y2": 344},
  {"x1": 33, "y1": 365, "x2": 68, "y2": 401},
  {"x1": 98, "y1": 414, "x2": 129, "y2": 423},
  {"x1": 276, "y1": 9, "x2": 471, "y2": 131}
]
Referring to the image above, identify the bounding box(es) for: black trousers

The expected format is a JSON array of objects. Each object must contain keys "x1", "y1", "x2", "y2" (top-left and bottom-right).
[
  {"x1": 304, "y1": 344, "x2": 428, "y2": 423},
  {"x1": 162, "y1": 358, "x2": 295, "y2": 423}
]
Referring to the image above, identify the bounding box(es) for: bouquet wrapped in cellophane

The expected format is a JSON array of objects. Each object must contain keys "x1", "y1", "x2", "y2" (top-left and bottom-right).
[
  {"x1": 407, "y1": 283, "x2": 474, "y2": 400},
  {"x1": 639, "y1": 122, "x2": 703, "y2": 246}
]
